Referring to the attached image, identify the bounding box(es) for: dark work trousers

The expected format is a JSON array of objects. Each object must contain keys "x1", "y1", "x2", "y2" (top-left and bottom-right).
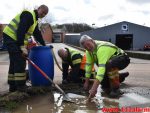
[
  {"x1": 101, "y1": 54, "x2": 130, "y2": 89},
  {"x1": 70, "y1": 69, "x2": 94, "y2": 83},
  {"x1": 3, "y1": 34, "x2": 26, "y2": 88},
  {"x1": 68, "y1": 69, "x2": 84, "y2": 83}
]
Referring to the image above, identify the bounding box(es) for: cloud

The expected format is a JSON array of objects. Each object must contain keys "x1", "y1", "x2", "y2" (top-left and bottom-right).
[
  {"x1": 141, "y1": 10, "x2": 150, "y2": 15},
  {"x1": 0, "y1": 15, "x2": 3, "y2": 22},
  {"x1": 1, "y1": 0, "x2": 150, "y2": 27},
  {"x1": 54, "y1": 6, "x2": 69, "y2": 12},
  {"x1": 98, "y1": 15, "x2": 114, "y2": 21},
  {"x1": 83, "y1": 0, "x2": 91, "y2": 4},
  {"x1": 126, "y1": 0, "x2": 150, "y2": 5}
]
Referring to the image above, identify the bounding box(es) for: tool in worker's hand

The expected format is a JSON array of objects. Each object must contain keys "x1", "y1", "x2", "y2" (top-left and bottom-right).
[{"x1": 24, "y1": 56, "x2": 73, "y2": 103}]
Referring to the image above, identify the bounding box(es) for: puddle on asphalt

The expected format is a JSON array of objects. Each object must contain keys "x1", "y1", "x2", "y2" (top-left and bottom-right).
[
  {"x1": 1, "y1": 86, "x2": 150, "y2": 113},
  {"x1": 11, "y1": 92, "x2": 99, "y2": 113}
]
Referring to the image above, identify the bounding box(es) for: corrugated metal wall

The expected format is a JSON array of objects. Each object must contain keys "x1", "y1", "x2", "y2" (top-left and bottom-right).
[{"x1": 64, "y1": 34, "x2": 81, "y2": 47}]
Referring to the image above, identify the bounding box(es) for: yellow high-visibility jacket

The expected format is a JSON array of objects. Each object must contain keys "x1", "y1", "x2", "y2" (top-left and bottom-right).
[
  {"x1": 3, "y1": 10, "x2": 37, "y2": 45},
  {"x1": 63, "y1": 48, "x2": 82, "y2": 67},
  {"x1": 62, "y1": 48, "x2": 82, "y2": 77},
  {"x1": 85, "y1": 40, "x2": 124, "y2": 82}
]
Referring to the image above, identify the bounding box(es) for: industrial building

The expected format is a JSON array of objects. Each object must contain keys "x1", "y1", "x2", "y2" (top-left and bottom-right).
[
  {"x1": 64, "y1": 21, "x2": 150, "y2": 50},
  {"x1": 81, "y1": 21, "x2": 150, "y2": 50}
]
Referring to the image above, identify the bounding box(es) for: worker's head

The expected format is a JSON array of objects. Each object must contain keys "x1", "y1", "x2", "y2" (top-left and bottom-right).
[
  {"x1": 80, "y1": 35, "x2": 96, "y2": 52},
  {"x1": 58, "y1": 48, "x2": 68, "y2": 60},
  {"x1": 37, "y1": 5, "x2": 49, "y2": 18}
]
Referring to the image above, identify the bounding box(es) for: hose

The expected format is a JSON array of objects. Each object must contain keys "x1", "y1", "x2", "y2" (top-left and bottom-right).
[{"x1": 50, "y1": 46, "x2": 63, "y2": 72}]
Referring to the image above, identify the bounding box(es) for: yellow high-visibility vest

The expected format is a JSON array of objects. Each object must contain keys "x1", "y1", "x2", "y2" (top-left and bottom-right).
[
  {"x1": 3, "y1": 10, "x2": 38, "y2": 45},
  {"x1": 68, "y1": 48, "x2": 82, "y2": 65}
]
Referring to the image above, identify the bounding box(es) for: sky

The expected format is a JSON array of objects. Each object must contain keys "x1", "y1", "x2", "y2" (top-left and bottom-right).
[{"x1": 1, "y1": 0, "x2": 150, "y2": 27}]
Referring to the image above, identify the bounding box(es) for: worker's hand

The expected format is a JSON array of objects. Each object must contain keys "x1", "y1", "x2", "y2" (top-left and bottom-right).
[
  {"x1": 87, "y1": 79, "x2": 100, "y2": 101},
  {"x1": 88, "y1": 88, "x2": 97, "y2": 100},
  {"x1": 84, "y1": 78, "x2": 89, "y2": 90},
  {"x1": 26, "y1": 42, "x2": 37, "y2": 50},
  {"x1": 22, "y1": 52, "x2": 28, "y2": 58}
]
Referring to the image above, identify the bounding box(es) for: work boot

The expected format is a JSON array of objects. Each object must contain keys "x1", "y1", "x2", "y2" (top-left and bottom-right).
[
  {"x1": 9, "y1": 85, "x2": 17, "y2": 92},
  {"x1": 119, "y1": 72, "x2": 129, "y2": 83},
  {"x1": 17, "y1": 85, "x2": 28, "y2": 92},
  {"x1": 62, "y1": 79, "x2": 68, "y2": 84},
  {"x1": 116, "y1": 89, "x2": 124, "y2": 95},
  {"x1": 109, "y1": 89, "x2": 124, "y2": 98},
  {"x1": 25, "y1": 69, "x2": 29, "y2": 81},
  {"x1": 101, "y1": 88, "x2": 111, "y2": 96}
]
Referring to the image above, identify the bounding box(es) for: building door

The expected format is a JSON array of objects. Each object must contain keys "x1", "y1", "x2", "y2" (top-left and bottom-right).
[{"x1": 116, "y1": 34, "x2": 133, "y2": 50}]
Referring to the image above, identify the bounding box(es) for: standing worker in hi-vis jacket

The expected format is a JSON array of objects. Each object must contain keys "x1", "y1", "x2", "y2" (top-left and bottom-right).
[
  {"x1": 3, "y1": 5, "x2": 48, "y2": 92},
  {"x1": 80, "y1": 35, "x2": 130, "y2": 99}
]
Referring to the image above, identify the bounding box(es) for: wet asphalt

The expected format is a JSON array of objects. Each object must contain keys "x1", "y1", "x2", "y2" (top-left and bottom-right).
[{"x1": 0, "y1": 43, "x2": 150, "y2": 113}]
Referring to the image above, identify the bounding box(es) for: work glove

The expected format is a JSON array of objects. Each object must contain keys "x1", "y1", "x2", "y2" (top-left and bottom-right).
[{"x1": 26, "y1": 41, "x2": 37, "y2": 50}]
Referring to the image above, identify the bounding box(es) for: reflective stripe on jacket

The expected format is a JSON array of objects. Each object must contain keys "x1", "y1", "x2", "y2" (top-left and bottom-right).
[
  {"x1": 3, "y1": 10, "x2": 37, "y2": 45},
  {"x1": 62, "y1": 48, "x2": 82, "y2": 78},
  {"x1": 67, "y1": 48, "x2": 82, "y2": 66},
  {"x1": 85, "y1": 40, "x2": 124, "y2": 82}
]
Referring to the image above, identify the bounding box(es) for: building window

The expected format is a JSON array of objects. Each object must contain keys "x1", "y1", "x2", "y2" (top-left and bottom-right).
[{"x1": 121, "y1": 24, "x2": 128, "y2": 31}]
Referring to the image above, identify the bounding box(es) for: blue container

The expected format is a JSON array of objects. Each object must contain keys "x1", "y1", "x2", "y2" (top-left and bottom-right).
[{"x1": 29, "y1": 46, "x2": 54, "y2": 86}]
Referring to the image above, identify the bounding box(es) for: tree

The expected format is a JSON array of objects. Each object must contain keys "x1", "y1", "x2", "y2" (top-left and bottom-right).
[{"x1": 52, "y1": 23, "x2": 93, "y2": 33}]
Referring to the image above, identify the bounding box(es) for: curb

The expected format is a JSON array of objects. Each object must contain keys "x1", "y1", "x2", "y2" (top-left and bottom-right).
[
  {"x1": 126, "y1": 51, "x2": 150, "y2": 60},
  {"x1": 0, "y1": 51, "x2": 8, "y2": 54}
]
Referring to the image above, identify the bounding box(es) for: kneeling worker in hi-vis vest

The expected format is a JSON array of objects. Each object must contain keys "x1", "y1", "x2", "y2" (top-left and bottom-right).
[
  {"x1": 58, "y1": 48, "x2": 95, "y2": 84},
  {"x1": 3, "y1": 5, "x2": 49, "y2": 92},
  {"x1": 80, "y1": 35, "x2": 130, "y2": 99}
]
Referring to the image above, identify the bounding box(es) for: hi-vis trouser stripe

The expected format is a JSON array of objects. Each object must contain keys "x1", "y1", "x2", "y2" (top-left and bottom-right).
[
  {"x1": 108, "y1": 68, "x2": 119, "y2": 89},
  {"x1": 72, "y1": 59, "x2": 81, "y2": 65},
  {"x1": 8, "y1": 74, "x2": 15, "y2": 81},
  {"x1": 14, "y1": 73, "x2": 26, "y2": 81},
  {"x1": 108, "y1": 68, "x2": 119, "y2": 79}
]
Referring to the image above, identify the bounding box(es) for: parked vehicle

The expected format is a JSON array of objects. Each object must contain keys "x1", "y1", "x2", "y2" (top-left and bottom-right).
[
  {"x1": 143, "y1": 44, "x2": 150, "y2": 51},
  {"x1": 0, "y1": 38, "x2": 7, "y2": 51}
]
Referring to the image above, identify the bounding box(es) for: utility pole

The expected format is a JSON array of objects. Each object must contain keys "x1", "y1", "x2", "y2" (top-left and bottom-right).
[{"x1": 92, "y1": 23, "x2": 95, "y2": 29}]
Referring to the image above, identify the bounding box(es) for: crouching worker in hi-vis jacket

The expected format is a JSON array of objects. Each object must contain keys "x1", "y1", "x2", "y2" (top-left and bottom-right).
[
  {"x1": 80, "y1": 35, "x2": 130, "y2": 99},
  {"x1": 58, "y1": 47, "x2": 95, "y2": 84}
]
